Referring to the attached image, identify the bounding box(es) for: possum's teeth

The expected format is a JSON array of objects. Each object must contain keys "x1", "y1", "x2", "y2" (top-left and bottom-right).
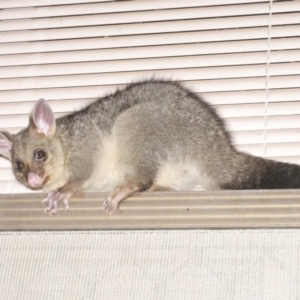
[{"x1": 28, "y1": 172, "x2": 42, "y2": 187}]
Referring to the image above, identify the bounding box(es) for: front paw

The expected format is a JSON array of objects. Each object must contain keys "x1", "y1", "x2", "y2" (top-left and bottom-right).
[{"x1": 43, "y1": 190, "x2": 71, "y2": 216}]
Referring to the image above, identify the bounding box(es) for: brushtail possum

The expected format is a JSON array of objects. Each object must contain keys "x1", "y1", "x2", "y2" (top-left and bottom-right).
[{"x1": 1, "y1": 80, "x2": 300, "y2": 215}]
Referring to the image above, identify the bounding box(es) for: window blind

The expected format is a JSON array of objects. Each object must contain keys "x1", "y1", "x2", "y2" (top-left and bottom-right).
[{"x1": 0, "y1": 0, "x2": 299, "y2": 193}]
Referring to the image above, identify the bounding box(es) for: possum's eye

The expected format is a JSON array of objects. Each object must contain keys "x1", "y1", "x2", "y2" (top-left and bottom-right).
[
  {"x1": 15, "y1": 160, "x2": 24, "y2": 173},
  {"x1": 34, "y1": 150, "x2": 47, "y2": 162}
]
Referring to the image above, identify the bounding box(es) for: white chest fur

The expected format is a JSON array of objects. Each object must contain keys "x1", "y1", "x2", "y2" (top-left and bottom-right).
[{"x1": 82, "y1": 135, "x2": 125, "y2": 192}]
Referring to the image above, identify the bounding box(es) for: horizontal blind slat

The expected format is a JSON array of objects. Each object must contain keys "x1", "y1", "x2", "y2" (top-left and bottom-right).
[
  {"x1": 206, "y1": 89, "x2": 300, "y2": 105},
  {"x1": 0, "y1": 114, "x2": 65, "y2": 128},
  {"x1": 0, "y1": 29, "x2": 270, "y2": 55},
  {"x1": 0, "y1": 1, "x2": 269, "y2": 20},
  {"x1": 0, "y1": 0, "x2": 110, "y2": 9},
  {"x1": 1, "y1": 69, "x2": 300, "y2": 92},
  {"x1": 0, "y1": 19, "x2": 271, "y2": 44},
  {"x1": 0, "y1": 87, "x2": 258, "y2": 104},
  {"x1": 227, "y1": 115, "x2": 300, "y2": 132},
  {"x1": 0, "y1": 85, "x2": 122, "y2": 103},
  {"x1": 0, "y1": 99, "x2": 92, "y2": 115},
  {"x1": 1, "y1": 46, "x2": 270, "y2": 67},
  {"x1": 0, "y1": 67, "x2": 271, "y2": 91},
  {"x1": 0, "y1": 159, "x2": 10, "y2": 168},
  {"x1": 0, "y1": 34, "x2": 293, "y2": 58},
  {"x1": 1, "y1": 42, "x2": 299, "y2": 67},
  {"x1": 0, "y1": 0, "x2": 269, "y2": 10},
  {"x1": 1, "y1": 59, "x2": 300, "y2": 80},
  {"x1": 0, "y1": 26, "x2": 300, "y2": 54},
  {"x1": 0, "y1": 40, "x2": 272, "y2": 61},
  {"x1": 272, "y1": 12, "x2": 300, "y2": 26},
  {"x1": 238, "y1": 142, "x2": 300, "y2": 158},
  {"x1": 233, "y1": 129, "x2": 300, "y2": 145},
  {"x1": 271, "y1": 25, "x2": 300, "y2": 38},
  {"x1": 269, "y1": 62, "x2": 300, "y2": 76},
  {"x1": 269, "y1": 76, "x2": 300, "y2": 89},
  {"x1": 0, "y1": 85, "x2": 299, "y2": 105},
  {"x1": 270, "y1": 37, "x2": 300, "y2": 51},
  {"x1": 0, "y1": 181, "x2": 34, "y2": 193},
  {"x1": 0, "y1": 5, "x2": 273, "y2": 32},
  {"x1": 0, "y1": 55, "x2": 271, "y2": 79},
  {"x1": 216, "y1": 102, "x2": 300, "y2": 118},
  {"x1": 272, "y1": 1, "x2": 300, "y2": 13}
]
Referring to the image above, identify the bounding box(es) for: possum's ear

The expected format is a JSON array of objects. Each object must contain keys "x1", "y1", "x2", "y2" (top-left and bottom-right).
[
  {"x1": 31, "y1": 99, "x2": 56, "y2": 137},
  {"x1": 0, "y1": 132, "x2": 13, "y2": 160}
]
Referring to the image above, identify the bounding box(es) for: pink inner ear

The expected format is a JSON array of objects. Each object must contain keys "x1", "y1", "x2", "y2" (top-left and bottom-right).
[
  {"x1": 32, "y1": 99, "x2": 55, "y2": 136},
  {"x1": 0, "y1": 133, "x2": 12, "y2": 159}
]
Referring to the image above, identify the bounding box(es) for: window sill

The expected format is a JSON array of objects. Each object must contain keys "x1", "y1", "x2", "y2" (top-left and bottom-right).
[{"x1": 1, "y1": 190, "x2": 300, "y2": 231}]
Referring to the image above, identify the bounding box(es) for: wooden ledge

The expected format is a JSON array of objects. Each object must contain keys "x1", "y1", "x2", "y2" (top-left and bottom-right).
[{"x1": 1, "y1": 190, "x2": 300, "y2": 231}]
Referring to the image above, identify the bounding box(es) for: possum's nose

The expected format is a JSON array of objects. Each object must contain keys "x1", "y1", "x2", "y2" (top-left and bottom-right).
[{"x1": 28, "y1": 172, "x2": 42, "y2": 187}]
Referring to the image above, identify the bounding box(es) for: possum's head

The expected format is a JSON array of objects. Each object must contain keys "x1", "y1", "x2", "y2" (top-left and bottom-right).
[{"x1": 0, "y1": 99, "x2": 65, "y2": 191}]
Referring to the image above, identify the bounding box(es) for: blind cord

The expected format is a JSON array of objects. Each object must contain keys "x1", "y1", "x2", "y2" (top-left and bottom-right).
[{"x1": 263, "y1": 0, "x2": 273, "y2": 157}]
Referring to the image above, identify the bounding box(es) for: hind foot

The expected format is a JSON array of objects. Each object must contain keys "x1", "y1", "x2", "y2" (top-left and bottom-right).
[{"x1": 103, "y1": 184, "x2": 140, "y2": 215}]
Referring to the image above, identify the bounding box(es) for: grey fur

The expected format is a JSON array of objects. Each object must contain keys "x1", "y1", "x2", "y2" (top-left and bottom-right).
[{"x1": 1, "y1": 79, "x2": 300, "y2": 215}]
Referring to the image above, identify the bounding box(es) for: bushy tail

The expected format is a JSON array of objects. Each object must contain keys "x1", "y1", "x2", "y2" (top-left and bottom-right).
[{"x1": 220, "y1": 153, "x2": 300, "y2": 190}]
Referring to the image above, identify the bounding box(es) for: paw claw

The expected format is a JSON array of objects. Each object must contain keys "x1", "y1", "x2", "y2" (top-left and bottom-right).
[
  {"x1": 44, "y1": 207, "x2": 51, "y2": 214},
  {"x1": 109, "y1": 209, "x2": 120, "y2": 216},
  {"x1": 42, "y1": 190, "x2": 71, "y2": 216},
  {"x1": 104, "y1": 197, "x2": 120, "y2": 215},
  {"x1": 63, "y1": 199, "x2": 70, "y2": 213},
  {"x1": 50, "y1": 209, "x2": 57, "y2": 216}
]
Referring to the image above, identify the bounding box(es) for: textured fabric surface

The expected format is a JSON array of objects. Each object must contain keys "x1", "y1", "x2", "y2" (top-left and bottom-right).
[{"x1": 0, "y1": 230, "x2": 299, "y2": 300}]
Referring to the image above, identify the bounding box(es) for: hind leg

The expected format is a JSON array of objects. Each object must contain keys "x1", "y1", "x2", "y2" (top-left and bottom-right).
[
  {"x1": 103, "y1": 181, "x2": 174, "y2": 215},
  {"x1": 150, "y1": 161, "x2": 200, "y2": 192},
  {"x1": 147, "y1": 184, "x2": 173, "y2": 192}
]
